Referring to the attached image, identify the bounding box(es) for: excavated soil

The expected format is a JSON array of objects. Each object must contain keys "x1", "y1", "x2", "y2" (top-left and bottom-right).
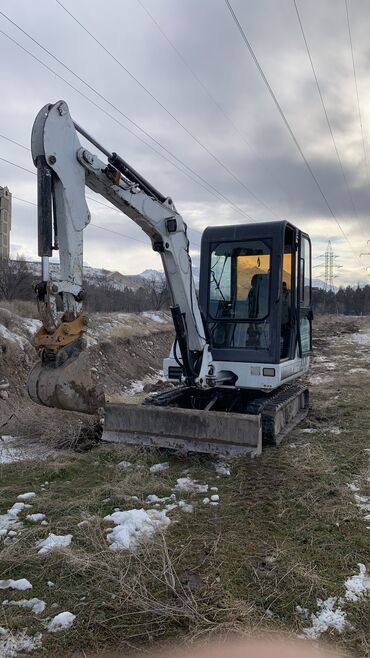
[{"x1": 0, "y1": 310, "x2": 174, "y2": 449}]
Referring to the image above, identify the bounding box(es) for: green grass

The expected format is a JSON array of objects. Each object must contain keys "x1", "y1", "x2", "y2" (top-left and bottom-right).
[{"x1": 0, "y1": 320, "x2": 369, "y2": 657}]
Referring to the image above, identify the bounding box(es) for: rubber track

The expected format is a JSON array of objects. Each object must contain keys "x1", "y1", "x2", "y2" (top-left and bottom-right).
[{"x1": 245, "y1": 382, "x2": 309, "y2": 444}]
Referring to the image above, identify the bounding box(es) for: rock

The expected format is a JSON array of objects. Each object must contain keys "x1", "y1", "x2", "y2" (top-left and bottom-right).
[{"x1": 0, "y1": 390, "x2": 9, "y2": 399}]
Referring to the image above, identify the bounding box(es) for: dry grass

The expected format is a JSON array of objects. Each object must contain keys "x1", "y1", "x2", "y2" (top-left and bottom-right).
[
  {"x1": 0, "y1": 299, "x2": 38, "y2": 318},
  {"x1": 0, "y1": 318, "x2": 369, "y2": 657}
]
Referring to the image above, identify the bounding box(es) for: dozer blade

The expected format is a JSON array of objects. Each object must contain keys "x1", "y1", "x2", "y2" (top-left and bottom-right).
[
  {"x1": 28, "y1": 351, "x2": 105, "y2": 414},
  {"x1": 103, "y1": 403, "x2": 262, "y2": 456}
]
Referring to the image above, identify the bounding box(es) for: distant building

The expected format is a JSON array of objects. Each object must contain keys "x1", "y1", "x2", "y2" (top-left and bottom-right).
[{"x1": 0, "y1": 186, "x2": 12, "y2": 259}]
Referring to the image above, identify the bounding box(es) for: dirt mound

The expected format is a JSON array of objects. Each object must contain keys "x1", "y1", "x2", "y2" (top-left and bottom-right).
[{"x1": 0, "y1": 310, "x2": 173, "y2": 448}]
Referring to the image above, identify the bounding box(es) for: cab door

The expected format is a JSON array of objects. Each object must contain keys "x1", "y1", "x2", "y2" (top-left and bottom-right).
[{"x1": 297, "y1": 232, "x2": 312, "y2": 355}]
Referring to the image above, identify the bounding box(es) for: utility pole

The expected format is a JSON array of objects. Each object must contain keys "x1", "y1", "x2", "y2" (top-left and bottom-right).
[
  {"x1": 314, "y1": 240, "x2": 341, "y2": 292},
  {"x1": 324, "y1": 240, "x2": 334, "y2": 291},
  {"x1": 323, "y1": 240, "x2": 342, "y2": 291}
]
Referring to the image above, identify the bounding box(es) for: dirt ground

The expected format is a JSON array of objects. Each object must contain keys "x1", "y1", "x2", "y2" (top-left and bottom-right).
[{"x1": 0, "y1": 313, "x2": 369, "y2": 658}]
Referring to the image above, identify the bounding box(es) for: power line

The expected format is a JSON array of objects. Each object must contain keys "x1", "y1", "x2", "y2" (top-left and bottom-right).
[
  {"x1": 55, "y1": 0, "x2": 278, "y2": 219},
  {"x1": 293, "y1": 0, "x2": 361, "y2": 225},
  {"x1": 12, "y1": 194, "x2": 154, "y2": 245},
  {"x1": 344, "y1": 0, "x2": 370, "y2": 192},
  {"x1": 0, "y1": 134, "x2": 202, "y2": 244},
  {"x1": 3, "y1": 157, "x2": 201, "y2": 248},
  {"x1": 0, "y1": 29, "x2": 247, "y2": 223},
  {"x1": 0, "y1": 133, "x2": 29, "y2": 151},
  {"x1": 0, "y1": 133, "x2": 203, "y2": 236},
  {"x1": 0, "y1": 155, "x2": 35, "y2": 176},
  {"x1": 224, "y1": 0, "x2": 365, "y2": 269},
  {"x1": 136, "y1": 0, "x2": 298, "y2": 217},
  {"x1": 0, "y1": 13, "x2": 255, "y2": 224}
]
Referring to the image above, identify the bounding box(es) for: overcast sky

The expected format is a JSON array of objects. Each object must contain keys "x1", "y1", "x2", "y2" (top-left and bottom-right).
[{"x1": 1, "y1": 0, "x2": 370, "y2": 285}]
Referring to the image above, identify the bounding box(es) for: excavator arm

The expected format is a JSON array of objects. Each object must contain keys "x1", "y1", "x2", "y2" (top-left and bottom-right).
[{"x1": 29, "y1": 100, "x2": 212, "y2": 414}]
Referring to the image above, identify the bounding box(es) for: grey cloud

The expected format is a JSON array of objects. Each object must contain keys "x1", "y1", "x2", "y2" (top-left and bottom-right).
[{"x1": 1, "y1": 0, "x2": 370, "y2": 287}]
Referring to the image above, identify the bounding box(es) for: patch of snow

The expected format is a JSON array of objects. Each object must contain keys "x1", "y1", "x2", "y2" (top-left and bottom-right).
[
  {"x1": 296, "y1": 605, "x2": 310, "y2": 619},
  {"x1": 3, "y1": 598, "x2": 46, "y2": 614},
  {"x1": 300, "y1": 428, "x2": 318, "y2": 434},
  {"x1": 47, "y1": 581, "x2": 55, "y2": 588},
  {"x1": 0, "y1": 502, "x2": 27, "y2": 537},
  {"x1": 210, "y1": 494, "x2": 219, "y2": 502},
  {"x1": 0, "y1": 579, "x2": 32, "y2": 591},
  {"x1": 150, "y1": 462, "x2": 169, "y2": 473},
  {"x1": 37, "y1": 533, "x2": 73, "y2": 555},
  {"x1": 124, "y1": 370, "x2": 165, "y2": 396},
  {"x1": 164, "y1": 503, "x2": 177, "y2": 512},
  {"x1": 146, "y1": 494, "x2": 175, "y2": 504},
  {"x1": 180, "y1": 504, "x2": 193, "y2": 513},
  {"x1": 0, "y1": 324, "x2": 28, "y2": 348},
  {"x1": 26, "y1": 513, "x2": 46, "y2": 523},
  {"x1": 352, "y1": 332, "x2": 370, "y2": 345},
  {"x1": 354, "y1": 494, "x2": 370, "y2": 511},
  {"x1": 309, "y1": 375, "x2": 334, "y2": 386},
  {"x1": 348, "y1": 368, "x2": 368, "y2": 374},
  {"x1": 22, "y1": 318, "x2": 42, "y2": 334},
  {"x1": 0, "y1": 627, "x2": 42, "y2": 656},
  {"x1": 117, "y1": 460, "x2": 133, "y2": 469},
  {"x1": 175, "y1": 477, "x2": 208, "y2": 494},
  {"x1": 210, "y1": 501, "x2": 219, "y2": 506},
  {"x1": 46, "y1": 611, "x2": 75, "y2": 633},
  {"x1": 214, "y1": 461, "x2": 231, "y2": 476},
  {"x1": 344, "y1": 563, "x2": 370, "y2": 602},
  {"x1": 0, "y1": 436, "x2": 28, "y2": 464},
  {"x1": 17, "y1": 492, "x2": 36, "y2": 501},
  {"x1": 330, "y1": 427, "x2": 342, "y2": 435},
  {"x1": 347, "y1": 483, "x2": 360, "y2": 492},
  {"x1": 314, "y1": 355, "x2": 329, "y2": 362},
  {"x1": 104, "y1": 508, "x2": 171, "y2": 551},
  {"x1": 203, "y1": 498, "x2": 210, "y2": 504},
  {"x1": 302, "y1": 597, "x2": 348, "y2": 639},
  {"x1": 142, "y1": 312, "x2": 166, "y2": 324},
  {"x1": 320, "y1": 362, "x2": 336, "y2": 370}
]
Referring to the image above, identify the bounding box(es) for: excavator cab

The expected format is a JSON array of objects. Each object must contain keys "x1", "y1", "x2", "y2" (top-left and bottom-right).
[{"x1": 196, "y1": 220, "x2": 312, "y2": 390}]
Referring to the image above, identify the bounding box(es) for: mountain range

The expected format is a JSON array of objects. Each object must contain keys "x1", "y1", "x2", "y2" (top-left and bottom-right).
[{"x1": 22, "y1": 261, "x2": 329, "y2": 292}]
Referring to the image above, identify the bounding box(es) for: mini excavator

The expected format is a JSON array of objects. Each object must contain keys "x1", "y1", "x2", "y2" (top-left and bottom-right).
[{"x1": 28, "y1": 100, "x2": 312, "y2": 455}]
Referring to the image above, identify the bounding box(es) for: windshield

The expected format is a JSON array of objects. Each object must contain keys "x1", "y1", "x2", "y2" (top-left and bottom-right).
[{"x1": 208, "y1": 240, "x2": 271, "y2": 349}]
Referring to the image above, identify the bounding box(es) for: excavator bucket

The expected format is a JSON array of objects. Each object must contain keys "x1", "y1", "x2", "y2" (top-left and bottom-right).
[
  {"x1": 103, "y1": 402, "x2": 262, "y2": 456},
  {"x1": 28, "y1": 351, "x2": 105, "y2": 415}
]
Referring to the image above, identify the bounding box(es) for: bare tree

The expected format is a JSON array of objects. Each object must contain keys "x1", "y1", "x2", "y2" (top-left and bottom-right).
[
  {"x1": 0, "y1": 256, "x2": 34, "y2": 301},
  {"x1": 144, "y1": 274, "x2": 170, "y2": 310}
]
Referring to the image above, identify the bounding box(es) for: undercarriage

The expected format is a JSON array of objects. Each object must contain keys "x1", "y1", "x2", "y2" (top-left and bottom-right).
[{"x1": 103, "y1": 383, "x2": 309, "y2": 455}]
